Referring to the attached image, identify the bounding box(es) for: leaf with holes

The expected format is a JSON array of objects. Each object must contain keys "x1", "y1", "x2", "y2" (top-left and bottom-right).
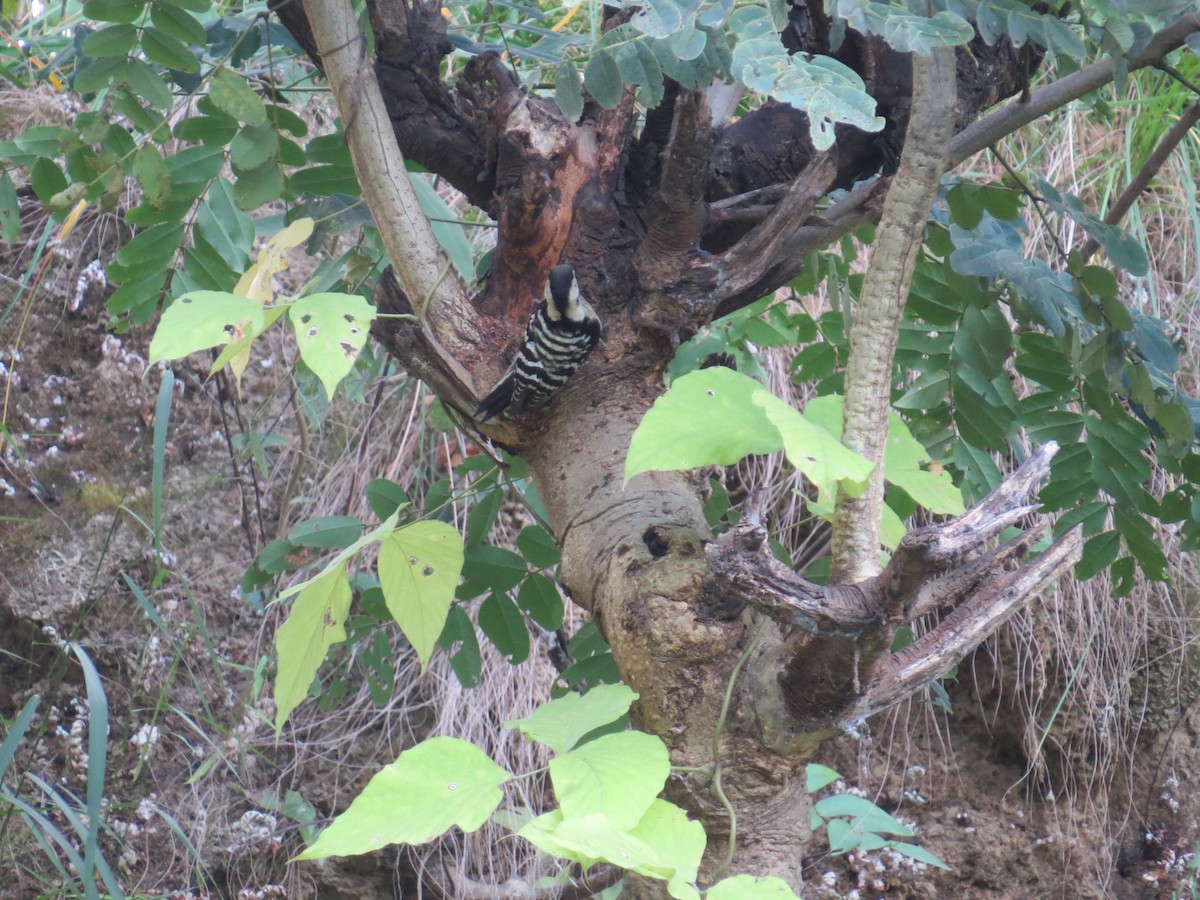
[
  {"x1": 274, "y1": 563, "x2": 351, "y2": 730},
  {"x1": 296, "y1": 737, "x2": 510, "y2": 858},
  {"x1": 753, "y1": 391, "x2": 874, "y2": 498},
  {"x1": 378, "y1": 520, "x2": 465, "y2": 671},
  {"x1": 148, "y1": 291, "x2": 264, "y2": 364},
  {"x1": 288, "y1": 292, "x2": 377, "y2": 398}
]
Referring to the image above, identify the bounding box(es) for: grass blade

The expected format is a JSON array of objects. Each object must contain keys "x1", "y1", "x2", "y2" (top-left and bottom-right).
[
  {"x1": 151, "y1": 369, "x2": 175, "y2": 587},
  {"x1": 0, "y1": 695, "x2": 39, "y2": 783},
  {"x1": 70, "y1": 644, "x2": 110, "y2": 900}
]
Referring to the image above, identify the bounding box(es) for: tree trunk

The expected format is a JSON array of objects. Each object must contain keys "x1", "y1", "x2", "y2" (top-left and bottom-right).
[{"x1": 287, "y1": 0, "x2": 1200, "y2": 887}]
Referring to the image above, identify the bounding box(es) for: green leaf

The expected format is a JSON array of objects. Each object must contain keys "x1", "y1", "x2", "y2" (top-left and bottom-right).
[
  {"x1": 555, "y1": 60, "x2": 584, "y2": 122},
  {"x1": 516, "y1": 573, "x2": 564, "y2": 630},
  {"x1": 288, "y1": 516, "x2": 364, "y2": 550},
  {"x1": 584, "y1": 49, "x2": 623, "y2": 109},
  {"x1": 753, "y1": 391, "x2": 874, "y2": 498},
  {"x1": 889, "y1": 840, "x2": 951, "y2": 871},
  {"x1": 30, "y1": 157, "x2": 67, "y2": 204},
  {"x1": 466, "y1": 489, "x2": 502, "y2": 546},
  {"x1": 409, "y1": 174, "x2": 475, "y2": 278},
  {"x1": 366, "y1": 479, "x2": 409, "y2": 521},
  {"x1": 1113, "y1": 506, "x2": 1167, "y2": 581},
  {"x1": 0, "y1": 172, "x2": 20, "y2": 244},
  {"x1": 142, "y1": 25, "x2": 199, "y2": 72},
  {"x1": 233, "y1": 159, "x2": 283, "y2": 209},
  {"x1": 83, "y1": 0, "x2": 144, "y2": 23},
  {"x1": 626, "y1": 368, "x2": 782, "y2": 482},
  {"x1": 209, "y1": 66, "x2": 267, "y2": 125},
  {"x1": 148, "y1": 291, "x2": 264, "y2": 364},
  {"x1": 463, "y1": 544, "x2": 527, "y2": 592},
  {"x1": 296, "y1": 737, "x2": 511, "y2": 859},
  {"x1": 806, "y1": 763, "x2": 841, "y2": 792},
  {"x1": 150, "y1": 3, "x2": 207, "y2": 44},
  {"x1": 518, "y1": 809, "x2": 597, "y2": 866},
  {"x1": 517, "y1": 525, "x2": 560, "y2": 569},
  {"x1": 132, "y1": 144, "x2": 171, "y2": 210},
  {"x1": 195, "y1": 178, "x2": 254, "y2": 269},
  {"x1": 550, "y1": 730, "x2": 669, "y2": 829},
  {"x1": 882, "y1": 413, "x2": 964, "y2": 515},
  {"x1": 123, "y1": 57, "x2": 175, "y2": 110},
  {"x1": 812, "y1": 794, "x2": 914, "y2": 836},
  {"x1": 437, "y1": 605, "x2": 482, "y2": 688},
  {"x1": 631, "y1": 800, "x2": 705, "y2": 899},
  {"x1": 288, "y1": 292, "x2": 377, "y2": 398},
  {"x1": 478, "y1": 592, "x2": 530, "y2": 664},
  {"x1": 706, "y1": 875, "x2": 801, "y2": 899},
  {"x1": 82, "y1": 23, "x2": 139, "y2": 57},
  {"x1": 255, "y1": 538, "x2": 303, "y2": 575},
  {"x1": 378, "y1": 520, "x2": 465, "y2": 670},
  {"x1": 231, "y1": 122, "x2": 279, "y2": 170},
  {"x1": 730, "y1": 6, "x2": 882, "y2": 150},
  {"x1": 274, "y1": 564, "x2": 351, "y2": 730},
  {"x1": 505, "y1": 683, "x2": 638, "y2": 753}
]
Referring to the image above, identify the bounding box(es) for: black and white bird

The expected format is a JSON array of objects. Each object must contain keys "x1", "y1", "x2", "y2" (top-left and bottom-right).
[{"x1": 474, "y1": 264, "x2": 602, "y2": 422}]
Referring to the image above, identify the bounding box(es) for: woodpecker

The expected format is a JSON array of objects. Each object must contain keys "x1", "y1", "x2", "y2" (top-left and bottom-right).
[{"x1": 475, "y1": 264, "x2": 602, "y2": 423}]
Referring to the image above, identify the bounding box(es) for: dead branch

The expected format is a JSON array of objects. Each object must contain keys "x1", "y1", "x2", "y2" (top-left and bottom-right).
[
  {"x1": 704, "y1": 155, "x2": 839, "y2": 311},
  {"x1": 854, "y1": 527, "x2": 1083, "y2": 720},
  {"x1": 713, "y1": 442, "x2": 1074, "y2": 729},
  {"x1": 706, "y1": 522, "x2": 884, "y2": 636},
  {"x1": 636, "y1": 91, "x2": 714, "y2": 281}
]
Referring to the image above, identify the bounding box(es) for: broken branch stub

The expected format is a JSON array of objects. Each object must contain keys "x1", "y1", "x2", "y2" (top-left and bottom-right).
[{"x1": 709, "y1": 441, "x2": 1083, "y2": 729}]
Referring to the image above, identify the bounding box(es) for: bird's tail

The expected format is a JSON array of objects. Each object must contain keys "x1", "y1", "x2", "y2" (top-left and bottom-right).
[{"x1": 474, "y1": 373, "x2": 515, "y2": 423}]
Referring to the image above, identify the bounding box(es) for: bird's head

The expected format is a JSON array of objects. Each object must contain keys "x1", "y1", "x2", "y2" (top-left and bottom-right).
[{"x1": 544, "y1": 264, "x2": 595, "y2": 324}]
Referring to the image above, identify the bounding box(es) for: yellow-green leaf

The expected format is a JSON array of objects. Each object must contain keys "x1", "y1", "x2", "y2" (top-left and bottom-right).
[
  {"x1": 550, "y1": 730, "x2": 669, "y2": 829},
  {"x1": 752, "y1": 390, "x2": 874, "y2": 497},
  {"x1": 378, "y1": 520, "x2": 464, "y2": 670},
  {"x1": 148, "y1": 290, "x2": 264, "y2": 364},
  {"x1": 296, "y1": 737, "x2": 510, "y2": 859},
  {"x1": 274, "y1": 564, "x2": 351, "y2": 730},
  {"x1": 288, "y1": 292, "x2": 377, "y2": 399},
  {"x1": 625, "y1": 368, "x2": 782, "y2": 482}
]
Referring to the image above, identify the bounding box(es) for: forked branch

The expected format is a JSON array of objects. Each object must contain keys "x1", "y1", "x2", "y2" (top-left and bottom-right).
[{"x1": 711, "y1": 442, "x2": 1079, "y2": 730}]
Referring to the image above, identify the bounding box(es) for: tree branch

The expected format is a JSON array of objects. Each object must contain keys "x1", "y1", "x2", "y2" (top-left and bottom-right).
[
  {"x1": 1077, "y1": 100, "x2": 1200, "y2": 261},
  {"x1": 831, "y1": 47, "x2": 957, "y2": 583},
  {"x1": 303, "y1": 0, "x2": 479, "y2": 367},
  {"x1": 706, "y1": 522, "x2": 884, "y2": 636},
  {"x1": 709, "y1": 13, "x2": 1200, "y2": 318},
  {"x1": 949, "y1": 13, "x2": 1200, "y2": 166},
  {"x1": 853, "y1": 527, "x2": 1083, "y2": 720},
  {"x1": 636, "y1": 90, "x2": 713, "y2": 286},
  {"x1": 704, "y1": 154, "x2": 839, "y2": 313},
  {"x1": 737, "y1": 443, "x2": 1068, "y2": 729},
  {"x1": 878, "y1": 442, "x2": 1059, "y2": 604}
]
